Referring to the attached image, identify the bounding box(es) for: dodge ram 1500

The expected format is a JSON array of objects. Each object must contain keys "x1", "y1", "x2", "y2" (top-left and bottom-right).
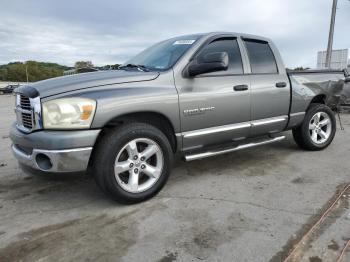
[{"x1": 10, "y1": 32, "x2": 350, "y2": 203}]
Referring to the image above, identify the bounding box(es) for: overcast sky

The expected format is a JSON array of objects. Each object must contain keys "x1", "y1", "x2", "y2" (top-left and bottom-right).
[{"x1": 0, "y1": 0, "x2": 349, "y2": 68}]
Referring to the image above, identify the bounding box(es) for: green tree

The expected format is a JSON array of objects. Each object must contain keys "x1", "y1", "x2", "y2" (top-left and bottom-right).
[
  {"x1": 74, "y1": 61, "x2": 94, "y2": 69},
  {"x1": 293, "y1": 67, "x2": 310, "y2": 71},
  {"x1": 111, "y1": 64, "x2": 120, "y2": 70},
  {"x1": 0, "y1": 61, "x2": 69, "y2": 82}
]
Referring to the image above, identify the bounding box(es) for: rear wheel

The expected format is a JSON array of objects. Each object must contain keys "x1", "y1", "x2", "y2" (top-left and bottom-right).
[
  {"x1": 293, "y1": 104, "x2": 336, "y2": 151},
  {"x1": 92, "y1": 122, "x2": 173, "y2": 204}
]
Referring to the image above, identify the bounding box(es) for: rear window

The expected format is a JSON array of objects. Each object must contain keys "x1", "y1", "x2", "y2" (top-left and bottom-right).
[{"x1": 244, "y1": 40, "x2": 278, "y2": 74}]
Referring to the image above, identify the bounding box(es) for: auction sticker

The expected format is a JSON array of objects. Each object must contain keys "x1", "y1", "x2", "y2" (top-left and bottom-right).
[{"x1": 173, "y1": 40, "x2": 196, "y2": 45}]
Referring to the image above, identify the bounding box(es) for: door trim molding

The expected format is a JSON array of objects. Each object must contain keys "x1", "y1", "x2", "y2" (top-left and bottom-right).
[
  {"x1": 290, "y1": 112, "x2": 305, "y2": 117},
  {"x1": 180, "y1": 115, "x2": 288, "y2": 138},
  {"x1": 251, "y1": 115, "x2": 288, "y2": 127},
  {"x1": 182, "y1": 122, "x2": 250, "y2": 138}
]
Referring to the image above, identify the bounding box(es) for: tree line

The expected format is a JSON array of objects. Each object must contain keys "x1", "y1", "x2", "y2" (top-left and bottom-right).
[
  {"x1": 0, "y1": 61, "x2": 121, "y2": 82},
  {"x1": 0, "y1": 60, "x2": 310, "y2": 83},
  {"x1": 0, "y1": 61, "x2": 70, "y2": 82}
]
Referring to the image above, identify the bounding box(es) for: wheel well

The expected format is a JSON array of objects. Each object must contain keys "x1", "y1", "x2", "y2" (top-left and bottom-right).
[
  {"x1": 310, "y1": 94, "x2": 326, "y2": 105},
  {"x1": 101, "y1": 112, "x2": 177, "y2": 153}
]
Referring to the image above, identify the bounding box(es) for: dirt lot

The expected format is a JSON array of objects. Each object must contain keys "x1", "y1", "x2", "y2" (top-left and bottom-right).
[{"x1": 0, "y1": 94, "x2": 350, "y2": 262}]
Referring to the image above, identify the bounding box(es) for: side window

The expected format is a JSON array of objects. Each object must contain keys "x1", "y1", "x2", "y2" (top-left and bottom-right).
[
  {"x1": 244, "y1": 40, "x2": 278, "y2": 74},
  {"x1": 197, "y1": 38, "x2": 243, "y2": 75}
]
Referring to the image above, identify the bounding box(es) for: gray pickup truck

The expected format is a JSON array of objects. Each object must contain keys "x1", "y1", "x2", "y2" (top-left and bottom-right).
[{"x1": 10, "y1": 32, "x2": 350, "y2": 203}]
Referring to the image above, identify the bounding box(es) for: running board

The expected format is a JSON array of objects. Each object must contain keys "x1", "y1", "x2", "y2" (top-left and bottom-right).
[{"x1": 184, "y1": 136, "x2": 285, "y2": 161}]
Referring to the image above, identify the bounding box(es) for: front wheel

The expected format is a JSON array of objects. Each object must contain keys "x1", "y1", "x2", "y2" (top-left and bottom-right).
[
  {"x1": 92, "y1": 122, "x2": 173, "y2": 204},
  {"x1": 292, "y1": 104, "x2": 336, "y2": 151}
]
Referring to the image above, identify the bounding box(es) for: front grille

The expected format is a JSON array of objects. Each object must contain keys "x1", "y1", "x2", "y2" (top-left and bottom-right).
[
  {"x1": 21, "y1": 112, "x2": 33, "y2": 129},
  {"x1": 15, "y1": 94, "x2": 35, "y2": 132},
  {"x1": 20, "y1": 95, "x2": 31, "y2": 110}
]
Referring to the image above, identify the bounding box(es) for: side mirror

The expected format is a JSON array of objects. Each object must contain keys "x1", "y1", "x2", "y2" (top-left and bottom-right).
[
  {"x1": 345, "y1": 76, "x2": 350, "y2": 83},
  {"x1": 187, "y1": 52, "x2": 229, "y2": 77}
]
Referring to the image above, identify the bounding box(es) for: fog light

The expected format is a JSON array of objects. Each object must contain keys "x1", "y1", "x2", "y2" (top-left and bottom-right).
[{"x1": 35, "y1": 153, "x2": 53, "y2": 170}]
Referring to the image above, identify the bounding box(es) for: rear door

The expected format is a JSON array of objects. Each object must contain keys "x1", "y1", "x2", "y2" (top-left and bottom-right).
[
  {"x1": 176, "y1": 37, "x2": 251, "y2": 151},
  {"x1": 243, "y1": 39, "x2": 290, "y2": 137}
]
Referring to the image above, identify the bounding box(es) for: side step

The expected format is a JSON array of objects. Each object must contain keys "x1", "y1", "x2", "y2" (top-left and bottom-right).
[{"x1": 184, "y1": 136, "x2": 285, "y2": 161}]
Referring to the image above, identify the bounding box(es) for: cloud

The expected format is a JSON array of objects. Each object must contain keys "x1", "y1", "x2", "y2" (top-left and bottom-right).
[{"x1": 0, "y1": 0, "x2": 349, "y2": 68}]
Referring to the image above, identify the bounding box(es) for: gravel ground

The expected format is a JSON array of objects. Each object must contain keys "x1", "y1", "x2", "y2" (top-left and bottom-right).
[{"x1": 0, "y1": 94, "x2": 349, "y2": 262}]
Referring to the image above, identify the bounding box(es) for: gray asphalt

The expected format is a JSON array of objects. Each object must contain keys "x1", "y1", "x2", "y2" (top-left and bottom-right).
[{"x1": 0, "y1": 94, "x2": 349, "y2": 262}]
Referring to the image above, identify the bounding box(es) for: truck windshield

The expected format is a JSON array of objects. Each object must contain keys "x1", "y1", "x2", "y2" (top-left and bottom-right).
[{"x1": 123, "y1": 35, "x2": 202, "y2": 71}]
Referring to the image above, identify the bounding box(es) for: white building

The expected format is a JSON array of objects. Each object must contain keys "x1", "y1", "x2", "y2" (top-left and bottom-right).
[{"x1": 317, "y1": 49, "x2": 349, "y2": 70}]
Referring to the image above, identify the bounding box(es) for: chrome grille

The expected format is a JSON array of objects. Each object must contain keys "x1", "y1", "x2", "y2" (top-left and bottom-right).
[
  {"x1": 14, "y1": 92, "x2": 42, "y2": 133},
  {"x1": 21, "y1": 112, "x2": 33, "y2": 129},
  {"x1": 20, "y1": 95, "x2": 31, "y2": 110},
  {"x1": 15, "y1": 94, "x2": 34, "y2": 132}
]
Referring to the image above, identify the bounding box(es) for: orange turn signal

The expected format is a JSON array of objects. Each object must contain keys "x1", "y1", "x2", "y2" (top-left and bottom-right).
[{"x1": 81, "y1": 105, "x2": 93, "y2": 120}]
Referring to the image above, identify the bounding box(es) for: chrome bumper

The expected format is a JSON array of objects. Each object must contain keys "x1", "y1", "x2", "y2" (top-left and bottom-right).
[
  {"x1": 12, "y1": 144, "x2": 92, "y2": 172},
  {"x1": 9, "y1": 123, "x2": 100, "y2": 173}
]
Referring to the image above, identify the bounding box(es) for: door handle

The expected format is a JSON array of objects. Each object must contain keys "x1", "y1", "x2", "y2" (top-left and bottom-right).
[
  {"x1": 276, "y1": 82, "x2": 287, "y2": 88},
  {"x1": 233, "y1": 84, "x2": 248, "y2": 91}
]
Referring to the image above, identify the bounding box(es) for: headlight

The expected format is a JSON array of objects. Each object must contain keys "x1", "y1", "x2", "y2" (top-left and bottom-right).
[{"x1": 42, "y1": 98, "x2": 96, "y2": 129}]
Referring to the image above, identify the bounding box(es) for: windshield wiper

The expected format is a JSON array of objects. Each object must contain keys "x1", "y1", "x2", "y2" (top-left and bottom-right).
[{"x1": 119, "y1": 64, "x2": 150, "y2": 72}]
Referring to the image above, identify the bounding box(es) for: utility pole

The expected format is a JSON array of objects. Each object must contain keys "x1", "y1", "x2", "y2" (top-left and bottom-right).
[
  {"x1": 25, "y1": 65, "x2": 29, "y2": 83},
  {"x1": 325, "y1": 0, "x2": 338, "y2": 68}
]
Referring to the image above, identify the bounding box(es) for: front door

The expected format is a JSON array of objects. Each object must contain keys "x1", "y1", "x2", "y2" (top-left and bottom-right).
[{"x1": 175, "y1": 38, "x2": 251, "y2": 151}]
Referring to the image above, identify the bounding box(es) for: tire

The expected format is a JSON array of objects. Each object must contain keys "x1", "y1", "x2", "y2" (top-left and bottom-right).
[
  {"x1": 292, "y1": 103, "x2": 336, "y2": 151},
  {"x1": 91, "y1": 122, "x2": 174, "y2": 204}
]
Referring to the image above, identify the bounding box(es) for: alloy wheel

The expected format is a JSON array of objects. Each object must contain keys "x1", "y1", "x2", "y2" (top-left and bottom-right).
[
  {"x1": 114, "y1": 138, "x2": 164, "y2": 193},
  {"x1": 309, "y1": 112, "x2": 332, "y2": 144}
]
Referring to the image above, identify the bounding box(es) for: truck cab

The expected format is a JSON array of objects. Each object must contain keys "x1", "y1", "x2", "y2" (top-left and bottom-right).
[{"x1": 173, "y1": 33, "x2": 291, "y2": 151}]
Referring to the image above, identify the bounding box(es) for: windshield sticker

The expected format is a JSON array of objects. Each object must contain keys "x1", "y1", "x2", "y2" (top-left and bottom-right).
[{"x1": 173, "y1": 40, "x2": 196, "y2": 45}]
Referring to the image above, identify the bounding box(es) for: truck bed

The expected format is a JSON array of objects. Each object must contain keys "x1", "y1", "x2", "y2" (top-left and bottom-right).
[{"x1": 287, "y1": 69, "x2": 349, "y2": 109}]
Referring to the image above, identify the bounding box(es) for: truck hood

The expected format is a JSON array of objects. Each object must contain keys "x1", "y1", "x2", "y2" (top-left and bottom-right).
[{"x1": 18, "y1": 70, "x2": 160, "y2": 98}]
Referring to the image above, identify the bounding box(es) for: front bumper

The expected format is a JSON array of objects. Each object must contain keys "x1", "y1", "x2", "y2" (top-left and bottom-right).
[
  {"x1": 10, "y1": 123, "x2": 101, "y2": 173},
  {"x1": 12, "y1": 145, "x2": 93, "y2": 172}
]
